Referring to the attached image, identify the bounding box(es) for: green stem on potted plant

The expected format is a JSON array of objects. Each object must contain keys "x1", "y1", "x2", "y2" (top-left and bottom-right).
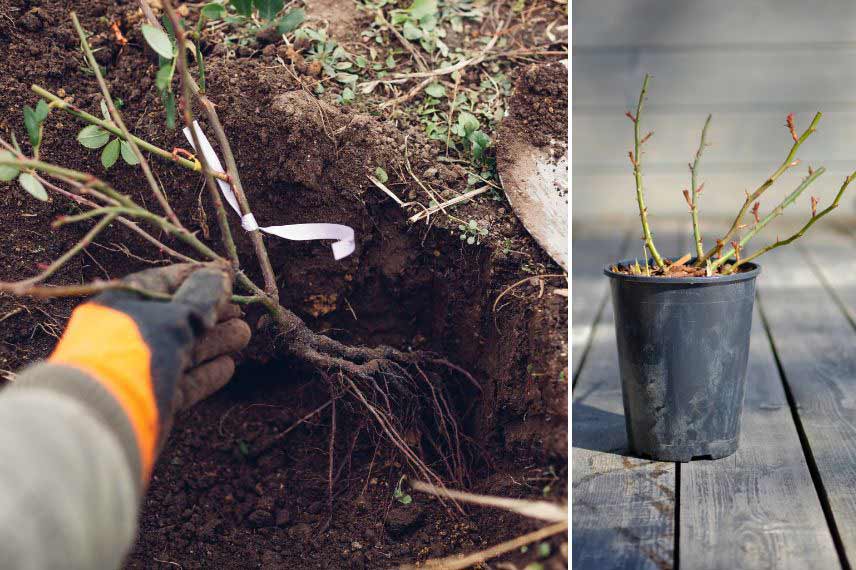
[
  {"x1": 724, "y1": 169, "x2": 856, "y2": 273},
  {"x1": 696, "y1": 112, "x2": 822, "y2": 267},
  {"x1": 709, "y1": 166, "x2": 826, "y2": 272},
  {"x1": 688, "y1": 114, "x2": 711, "y2": 259},
  {"x1": 627, "y1": 74, "x2": 665, "y2": 269}
]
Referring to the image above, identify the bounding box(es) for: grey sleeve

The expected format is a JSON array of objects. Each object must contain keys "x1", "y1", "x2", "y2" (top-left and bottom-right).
[{"x1": 0, "y1": 363, "x2": 143, "y2": 570}]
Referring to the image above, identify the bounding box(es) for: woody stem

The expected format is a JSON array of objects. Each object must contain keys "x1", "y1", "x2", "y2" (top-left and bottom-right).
[{"x1": 631, "y1": 74, "x2": 664, "y2": 269}]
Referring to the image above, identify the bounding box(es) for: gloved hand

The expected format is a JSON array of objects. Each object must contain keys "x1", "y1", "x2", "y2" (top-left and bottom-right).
[{"x1": 48, "y1": 263, "x2": 251, "y2": 481}]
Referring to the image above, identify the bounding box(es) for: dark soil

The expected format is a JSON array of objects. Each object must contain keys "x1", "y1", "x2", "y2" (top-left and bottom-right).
[
  {"x1": 0, "y1": 1, "x2": 568, "y2": 568},
  {"x1": 498, "y1": 61, "x2": 568, "y2": 150},
  {"x1": 610, "y1": 257, "x2": 756, "y2": 277}
]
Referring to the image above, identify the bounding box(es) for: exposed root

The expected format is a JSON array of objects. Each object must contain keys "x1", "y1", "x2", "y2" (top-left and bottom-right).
[{"x1": 268, "y1": 302, "x2": 475, "y2": 501}]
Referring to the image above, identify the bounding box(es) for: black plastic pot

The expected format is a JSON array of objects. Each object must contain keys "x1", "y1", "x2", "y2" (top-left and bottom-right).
[{"x1": 603, "y1": 260, "x2": 761, "y2": 461}]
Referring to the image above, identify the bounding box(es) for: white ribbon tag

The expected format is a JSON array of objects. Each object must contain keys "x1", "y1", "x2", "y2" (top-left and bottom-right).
[{"x1": 182, "y1": 121, "x2": 355, "y2": 260}]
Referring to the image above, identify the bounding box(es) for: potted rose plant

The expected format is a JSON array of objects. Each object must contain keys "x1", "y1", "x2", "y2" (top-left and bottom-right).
[{"x1": 605, "y1": 74, "x2": 855, "y2": 461}]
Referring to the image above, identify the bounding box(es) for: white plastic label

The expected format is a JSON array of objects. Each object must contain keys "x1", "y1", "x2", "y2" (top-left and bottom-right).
[{"x1": 183, "y1": 121, "x2": 355, "y2": 260}]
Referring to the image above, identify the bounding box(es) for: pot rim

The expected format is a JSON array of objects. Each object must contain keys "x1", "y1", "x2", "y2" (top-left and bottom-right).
[{"x1": 603, "y1": 257, "x2": 761, "y2": 284}]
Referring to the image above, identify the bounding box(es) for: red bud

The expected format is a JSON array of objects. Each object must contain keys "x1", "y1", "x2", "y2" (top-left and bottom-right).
[{"x1": 786, "y1": 113, "x2": 798, "y2": 142}]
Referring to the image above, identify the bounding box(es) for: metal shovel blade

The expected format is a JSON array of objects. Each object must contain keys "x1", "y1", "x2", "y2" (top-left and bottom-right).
[{"x1": 496, "y1": 62, "x2": 568, "y2": 271}]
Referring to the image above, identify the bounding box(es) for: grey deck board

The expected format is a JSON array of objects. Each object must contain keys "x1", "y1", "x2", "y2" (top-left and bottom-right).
[
  {"x1": 572, "y1": 297, "x2": 676, "y2": 570},
  {"x1": 572, "y1": 230, "x2": 683, "y2": 570},
  {"x1": 572, "y1": 0, "x2": 856, "y2": 217},
  {"x1": 573, "y1": 0, "x2": 856, "y2": 48},
  {"x1": 571, "y1": 223, "x2": 628, "y2": 376},
  {"x1": 679, "y1": 306, "x2": 839, "y2": 569},
  {"x1": 755, "y1": 242, "x2": 856, "y2": 562},
  {"x1": 573, "y1": 49, "x2": 856, "y2": 109},
  {"x1": 574, "y1": 112, "x2": 856, "y2": 171},
  {"x1": 798, "y1": 224, "x2": 856, "y2": 328},
  {"x1": 572, "y1": 171, "x2": 851, "y2": 219}
]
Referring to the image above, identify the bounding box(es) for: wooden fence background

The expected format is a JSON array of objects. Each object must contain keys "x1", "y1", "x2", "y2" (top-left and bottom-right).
[{"x1": 573, "y1": 0, "x2": 856, "y2": 222}]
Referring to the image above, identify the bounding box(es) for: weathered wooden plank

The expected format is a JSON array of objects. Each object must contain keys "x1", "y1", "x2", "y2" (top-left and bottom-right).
[
  {"x1": 574, "y1": 112, "x2": 856, "y2": 171},
  {"x1": 572, "y1": 307, "x2": 677, "y2": 570},
  {"x1": 573, "y1": 0, "x2": 856, "y2": 48},
  {"x1": 680, "y1": 306, "x2": 840, "y2": 569},
  {"x1": 572, "y1": 230, "x2": 684, "y2": 570},
  {"x1": 798, "y1": 224, "x2": 856, "y2": 327},
  {"x1": 571, "y1": 223, "x2": 629, "y2": 376},
  {"x1": 756, "y1": 240, "x2": 856, "y2": 562},
  {"x1": 572, "y1": 171, "x2": 847, "y2": 218},
  {"x1": 573, "y1": 49, "x2": 856, "y2": 109}
]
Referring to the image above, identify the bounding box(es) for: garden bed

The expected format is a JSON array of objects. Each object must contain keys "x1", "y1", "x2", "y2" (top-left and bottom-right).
[{"x1": 0, "y1": 0, "x2": 568, "y2": 567}]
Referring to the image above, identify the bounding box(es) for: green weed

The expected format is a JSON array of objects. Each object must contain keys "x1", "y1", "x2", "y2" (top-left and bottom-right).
[{"x1": 458, "y1": 219, "x2": 488, "y2": 245}]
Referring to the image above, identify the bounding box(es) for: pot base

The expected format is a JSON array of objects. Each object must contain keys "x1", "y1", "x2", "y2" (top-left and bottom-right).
[{"x1": 631, "y1": 437, "x2": 738, "y2": 463}]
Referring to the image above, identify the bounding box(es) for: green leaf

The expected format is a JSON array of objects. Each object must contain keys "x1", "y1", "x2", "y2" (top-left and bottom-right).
[
  {"x1": 161, "y1": 13, "x2": 176, "y2": 41},
  {"x1": 254, "y1": 0, "x2": 283, "y2": 20},
  {"x1": 120, "y1": 140, "x2": 140, "y2": 165},
  {"x1": 101, "y1": 138, "x2": 120, "y2": 169},
  {"x1": 100, "y1": 99, "x2": 111, "y2": 121},
  {"x1": 355, "y1": 55, "x2": 367, "y2": 68},
  {"x1": 23, "y1": 106, "x2": 40, "y2": 148},
  {"x1": 436, "y1": 37, "x2": 449, "y2": 57},
  {"x1": 278, "y1": 8, "x2": 304, "y2": 33},
  {"x1": 457, "y1": 111, "x2": 479, "y2": 136},
  {"x1": 470, "y1": 130, "x2": 491, "y2": 162},
  {"x1": 201, "y1": 2, "x2": 226, "y2": 19},
  {"x1": 77, "y1": 125, "x2": 111, "y2": 149},
  {"x1": 156, "y1": 63, "x2": 174, "y2": 92},
  {"x1": 402, "y1": 20, "x2": 422, "y2": 40},
  {"x1": 385, "y1": 54, "x2": 396, "y2": 68},
  {"x1": 408, "y1": 0, "x2": 437, "y2": 19},
  {"x1": 424, "y1": 82, "x2": 445, "y2": 98},
  {"x1": 374, "y1": 167, "x2": 388, "y2": 184},
  {"x1": 0, "y1": 151, "x2": 20, "y2": 181},
  {"x1": 335, "y1": 72, "x2": 359, "y2": 85},
  {"x1": 142, "y1": 24, "x2": 175, "y2": 59},
  {"x1": 18, "y1": 172, "x2": 48, "y2": 201},
  {"x1": 230, "y1": 0, "x2": 253, "y2": 16},
  {"x1": 398, "y1": 494, "x2": 413, "y2": 505},
  {"x1": 34, "y1": 99, "x2": 49, "y2": 123},
  {"x1": 338, "y1": 87, "x2": 355, "y2": 104}
]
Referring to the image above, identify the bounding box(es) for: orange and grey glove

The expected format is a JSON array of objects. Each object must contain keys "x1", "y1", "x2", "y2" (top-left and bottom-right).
[{"x1": 47, "y1": 263, "x2": 251, "y2": 483}]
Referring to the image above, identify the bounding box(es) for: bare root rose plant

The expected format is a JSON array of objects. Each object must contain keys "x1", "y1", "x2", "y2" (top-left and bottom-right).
[
  {"x1": 624, "y1": 74, "x2": 855, "y2": 276},
  {"x1": 0, "y1": 3, "x2": 476, "y2": 502}
]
